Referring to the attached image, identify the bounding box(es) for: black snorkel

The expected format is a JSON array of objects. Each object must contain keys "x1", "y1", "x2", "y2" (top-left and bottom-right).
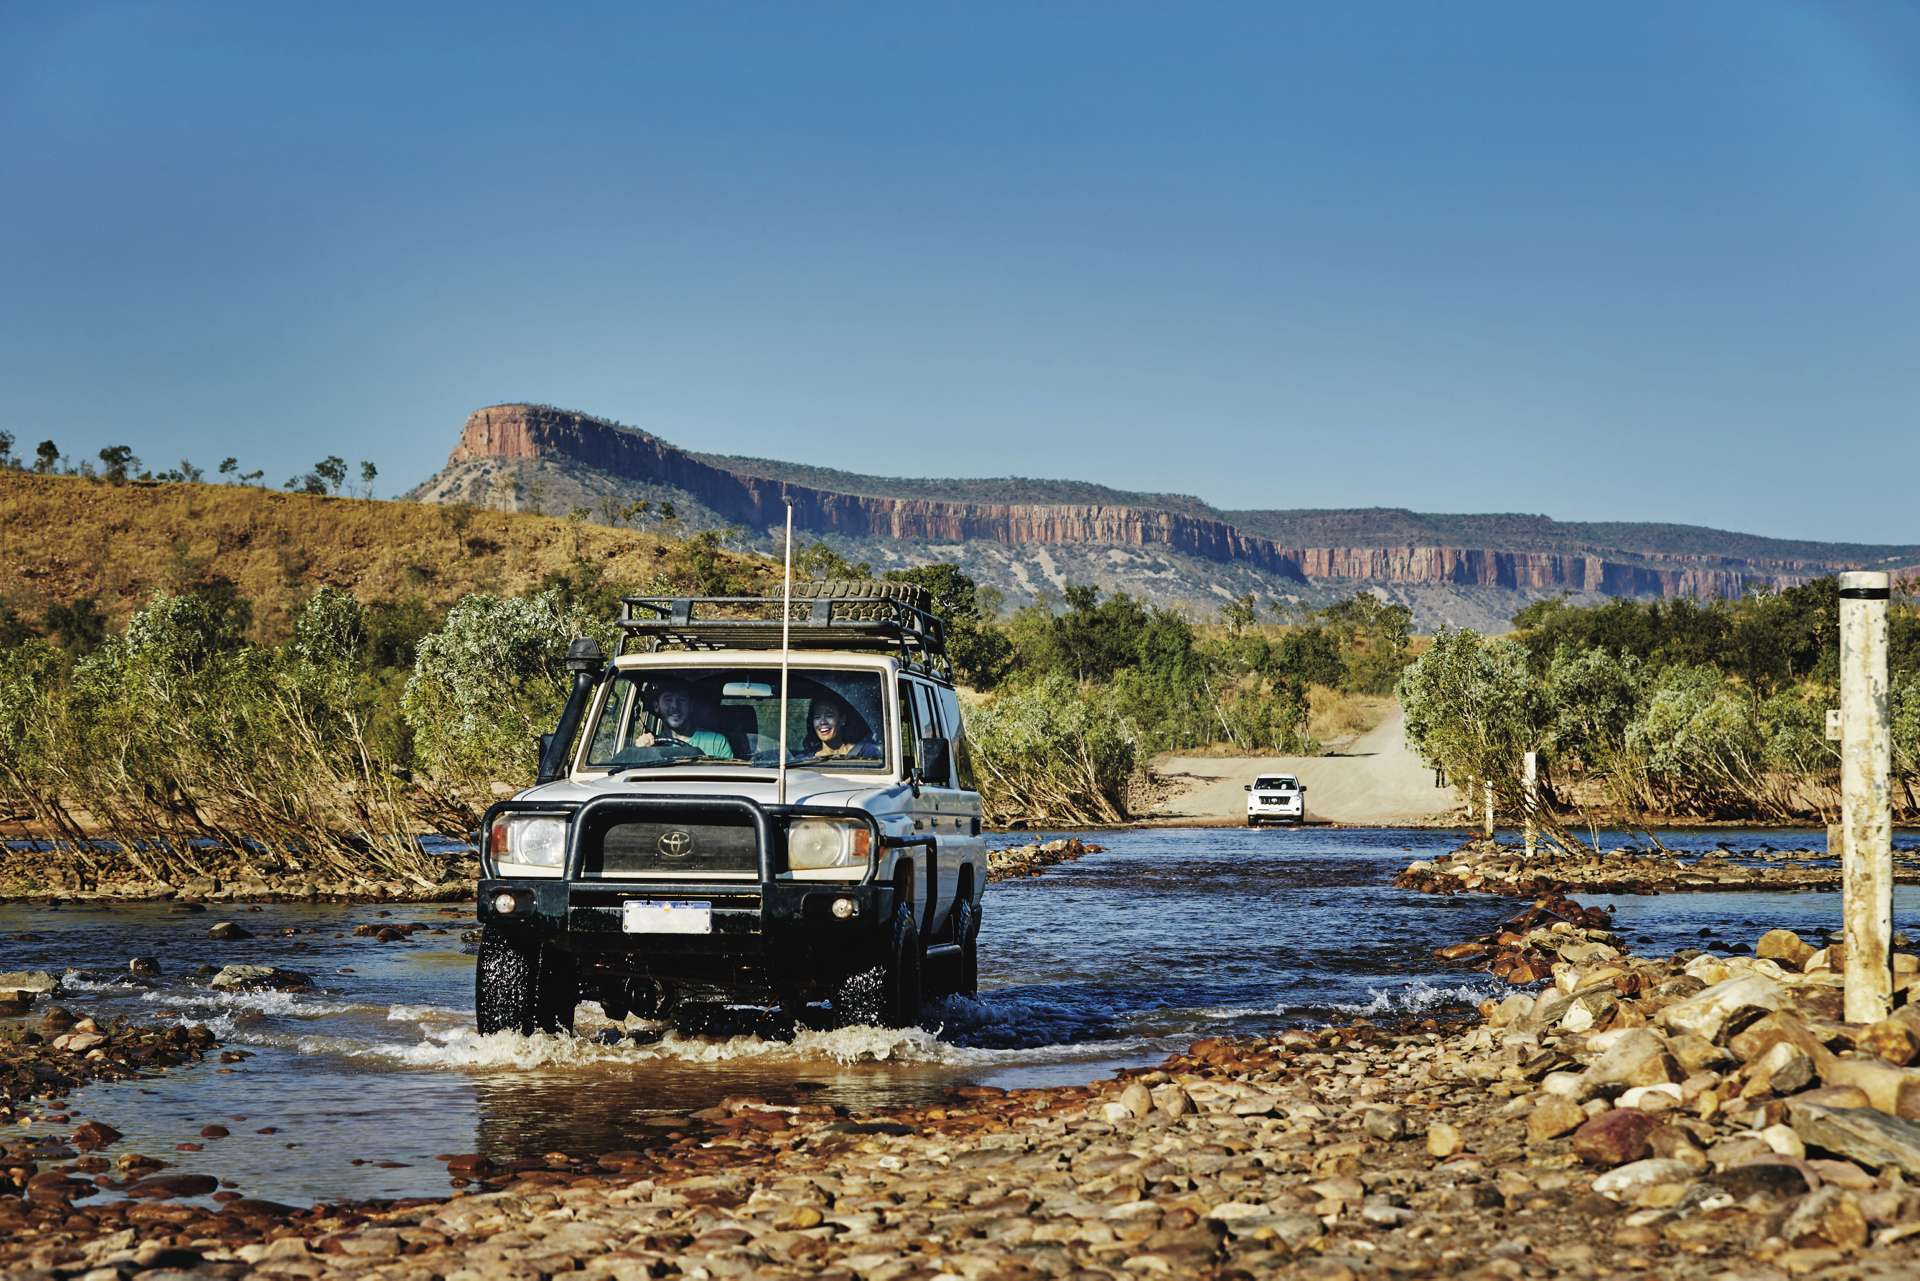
[{"x1": 537, "y1": 637, "x2": 606, "y2": 784}]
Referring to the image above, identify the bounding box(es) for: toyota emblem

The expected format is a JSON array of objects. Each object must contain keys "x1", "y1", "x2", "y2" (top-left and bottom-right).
[{"x1": 656, "y1": 829, "x2": 694, "y2": 858}]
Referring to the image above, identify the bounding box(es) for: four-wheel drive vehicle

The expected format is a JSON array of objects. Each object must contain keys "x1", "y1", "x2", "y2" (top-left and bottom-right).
[
  {"x1": 1245, "y1": 775, "x2": 1306, "y2": 826},
  {"x1": 475, "y1": 582, "x2": 986, "y2": 1035}
]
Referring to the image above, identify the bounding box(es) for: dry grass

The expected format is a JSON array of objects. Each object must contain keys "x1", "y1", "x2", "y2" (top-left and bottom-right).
[
  {"x1": 1309, "y1": 685, "x2": 1396, "y2": 742},
  {"x1": 0, "y1": 474, "x2": 781, "y2": 633}
]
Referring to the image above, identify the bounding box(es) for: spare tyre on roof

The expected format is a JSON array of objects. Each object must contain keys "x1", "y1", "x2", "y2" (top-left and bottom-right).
[{"x1": 783, "y1": 579, "x2": 931, "y2": 619}]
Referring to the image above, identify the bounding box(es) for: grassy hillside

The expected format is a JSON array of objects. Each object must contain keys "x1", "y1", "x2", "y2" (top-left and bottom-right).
[{"x1": 0, "y1": 473, "x2": 782, "y2": 639}]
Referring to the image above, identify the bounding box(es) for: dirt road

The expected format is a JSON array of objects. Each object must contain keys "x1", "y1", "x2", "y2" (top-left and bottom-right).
[{"x1": 1143, "y1": 707, "x2": 1469, "y2": 828}]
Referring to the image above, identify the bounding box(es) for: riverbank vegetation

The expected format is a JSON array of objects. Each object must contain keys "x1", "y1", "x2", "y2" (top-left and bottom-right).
[
  {"x1": 1398, "y1": 578, "x2": 1920, "y2": 831},
  {"x1": 0, "y1": 470, "x2": 1440, "y2": 842}
]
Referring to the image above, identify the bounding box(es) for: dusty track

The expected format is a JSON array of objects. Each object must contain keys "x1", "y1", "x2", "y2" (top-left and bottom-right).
[{"x1": 1144, "y1": 708, "x2": 1469, "y2": 828}]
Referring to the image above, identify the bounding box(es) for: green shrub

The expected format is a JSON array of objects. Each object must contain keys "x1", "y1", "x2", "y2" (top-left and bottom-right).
[{"x1": 968, "y1": 674, "x2": 1136, "y2": 826}]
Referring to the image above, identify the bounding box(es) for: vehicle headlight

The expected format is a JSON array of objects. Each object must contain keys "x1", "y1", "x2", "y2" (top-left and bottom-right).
[
  {"x1": 489, "y1": 814, "x2": 567, "y2": 868},
  {"x1": 788, "y1": 819, "x2": 870, "y2": 871}
]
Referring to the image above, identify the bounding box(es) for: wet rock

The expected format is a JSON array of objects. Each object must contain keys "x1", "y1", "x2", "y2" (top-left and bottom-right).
[
  {"x1": 70, "y1": 1121, "x2": 122, "y2": 1148},
  {"x1": 0, "y1": 971, "x2": 58, "y2": 994},
  {"x1": 126, "y1": 1173, "x2": 219, "y2": 1199},
  {"x1": 167, "y1": 902, "x2": 206, "y2": 913},
  {"x1": 207, "y1": 965, "x2": 311, "y2": 991},
  {"x1": 206, "y1": 921, "x2": 254, "y2": 941},
  {"x1": 1572, "y1": 1106, "x2": 1659, "y2": 1166},
  {"x1": 128, "y1": 957, "x2": 161, "y2": 977}
]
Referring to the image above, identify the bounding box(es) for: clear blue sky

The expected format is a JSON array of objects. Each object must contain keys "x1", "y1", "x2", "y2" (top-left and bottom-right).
[{"x1": 4, "y1": 2, "x2": 1917, "y2": 543}]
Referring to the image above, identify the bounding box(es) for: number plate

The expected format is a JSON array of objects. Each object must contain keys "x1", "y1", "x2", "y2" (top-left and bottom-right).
[{"x1": 621, "y1": 900, "x2": 712, "y2": 934}]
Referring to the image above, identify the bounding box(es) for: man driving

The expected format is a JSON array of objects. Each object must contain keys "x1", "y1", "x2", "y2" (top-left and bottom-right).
[{"x1": 632, "y1": 679, "x2": 735, "y2": 758}]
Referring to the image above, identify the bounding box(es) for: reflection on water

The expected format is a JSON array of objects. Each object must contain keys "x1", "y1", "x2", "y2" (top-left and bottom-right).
[{"x1": 2, "y1": 823, "x2": 1912, "y2": 1204}]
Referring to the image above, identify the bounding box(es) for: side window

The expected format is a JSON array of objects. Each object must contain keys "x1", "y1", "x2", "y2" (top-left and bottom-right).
[{"x1": 935, "y1": 686, "x2": 976, "y2": 791}]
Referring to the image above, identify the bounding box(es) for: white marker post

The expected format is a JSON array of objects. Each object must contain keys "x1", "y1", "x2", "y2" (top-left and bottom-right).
[
  {"x1": 1523, "y1": 752, "x2": 1538, "y2": 858},
  {"x1": 1840, "y1": 571, "x2": 1894, "y2": 1024},
  {"x1": 777, "y1": 497, "x2": 795, "y2": 808},
  {"x1": 1484, "y1": 777, "x2": 1494, "y2": 840}
]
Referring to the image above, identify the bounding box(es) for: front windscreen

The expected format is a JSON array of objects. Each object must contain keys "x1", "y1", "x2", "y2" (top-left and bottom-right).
[
  {"x1": 585, "y1": 668, "x2": 889, "y2": 771},
  {"x1": 1255, "y1": 777, "x2": 1296, "y2": 790}
]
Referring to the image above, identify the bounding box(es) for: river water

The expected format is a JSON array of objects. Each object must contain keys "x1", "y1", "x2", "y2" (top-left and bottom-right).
[{"x1": 3, "y1": 825, "x2": 1917, "y2": 1208}]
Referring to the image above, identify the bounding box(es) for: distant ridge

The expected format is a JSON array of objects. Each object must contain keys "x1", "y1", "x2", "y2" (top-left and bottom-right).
[{"x1": 405, "y1": 404, "x2": 1920, "y2": 629}]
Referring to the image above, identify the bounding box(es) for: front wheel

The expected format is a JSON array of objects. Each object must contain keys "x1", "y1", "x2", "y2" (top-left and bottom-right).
[
  {"x1": 878, "y1": 894, "x2": 923, "y2": 1027},
  {"x1": 954, "y1": 897, "x2": 979, "y2": 997},
  {"x1": 833, "y1": 893, "x2": 921, "y2": 1028},
  {"x1": 476, "y1": 928, "x2": 578, "y2": 1036},
  {"x1": 1246, "y1": 816, "x2": 1259, "y2": 828}
]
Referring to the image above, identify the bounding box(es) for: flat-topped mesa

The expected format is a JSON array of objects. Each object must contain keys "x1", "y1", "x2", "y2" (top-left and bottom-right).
[{"x1": 442, "y1": 404, "x2": 1827, "y2": 599}]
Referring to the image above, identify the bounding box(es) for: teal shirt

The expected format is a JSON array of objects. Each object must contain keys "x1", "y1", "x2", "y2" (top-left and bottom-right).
[{"x1": 679, "y1": 728, "x2": 734, "y2": 758}]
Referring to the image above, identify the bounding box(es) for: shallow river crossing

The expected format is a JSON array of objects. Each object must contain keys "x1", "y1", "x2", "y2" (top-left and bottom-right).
[{"x1": 2, "y1": 825, "x2": 1915, "y2": 1207}]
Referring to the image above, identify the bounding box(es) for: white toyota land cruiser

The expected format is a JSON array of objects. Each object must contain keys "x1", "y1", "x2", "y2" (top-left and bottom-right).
[{"x1": 474, "y1": 581, "x2": 985, "y2": 1034}]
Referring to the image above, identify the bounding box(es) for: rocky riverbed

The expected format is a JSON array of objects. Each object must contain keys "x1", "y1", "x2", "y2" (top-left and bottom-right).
[
  {"x1": 1396, "y1": 837, "x2": 1920, "y2": 900},
  {"x1": 14, "y1": 928, "x2": 1920, "y2": 1279},
  {"x1": 984, "y1": 840, "x2": 1104, "y2": 883},
  {"x1": 0, "y1": 841, "x2": 478, "y2": 906}
]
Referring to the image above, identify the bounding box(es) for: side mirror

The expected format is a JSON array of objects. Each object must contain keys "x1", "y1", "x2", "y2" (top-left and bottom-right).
[
  {"x1": 539, "y1": 732, "x2": 554, "y2": 758},
  {"x1": 920, "y1": 736, "x2": 952, "y2": 788},
  {"x1": 1243, "y1": 785, "x2": 1252, "y2": 792}
]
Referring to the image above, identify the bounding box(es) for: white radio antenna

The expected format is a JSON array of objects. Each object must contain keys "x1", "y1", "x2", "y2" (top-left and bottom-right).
[{"x1": 777, "y1": 496, "x2": 794, "y2": 806}]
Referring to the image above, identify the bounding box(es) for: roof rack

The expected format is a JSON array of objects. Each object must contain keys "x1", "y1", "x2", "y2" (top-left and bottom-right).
[{"x1": 613, "y1": 593, "x2": 949, "y2": 676}]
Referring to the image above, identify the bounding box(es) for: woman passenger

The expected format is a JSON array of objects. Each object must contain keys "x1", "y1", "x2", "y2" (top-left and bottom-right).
[{"x1": 800, "y1": 695, "x2": 879, "y2": 761}]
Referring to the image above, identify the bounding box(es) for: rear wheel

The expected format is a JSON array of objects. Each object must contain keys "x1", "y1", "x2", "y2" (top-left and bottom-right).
[{"x1": 476, "y1": 928, "x2": 578, "y2": 1035}]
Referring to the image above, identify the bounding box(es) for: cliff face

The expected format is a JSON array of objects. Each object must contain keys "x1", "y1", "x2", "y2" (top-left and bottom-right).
[{"x1": 442, "y1": 405, "x2": 1847, "y2": 600}]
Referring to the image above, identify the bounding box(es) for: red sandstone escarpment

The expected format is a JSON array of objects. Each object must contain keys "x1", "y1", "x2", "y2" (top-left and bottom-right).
[{"x1": 441, "y1": 405, "x2": 1856, "y2": 600}]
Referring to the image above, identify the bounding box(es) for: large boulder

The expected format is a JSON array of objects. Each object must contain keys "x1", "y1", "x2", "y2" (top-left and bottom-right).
[
  {"x1": 0, "y1": 971, "x2": 59, "y2": 994},
  {"x1": 1657, "y1": 974, "x2": 1785, "y2": 1044},
  {"x1": 1789, "y1": 1102, "x2": 1920, "y2": 1176}
]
